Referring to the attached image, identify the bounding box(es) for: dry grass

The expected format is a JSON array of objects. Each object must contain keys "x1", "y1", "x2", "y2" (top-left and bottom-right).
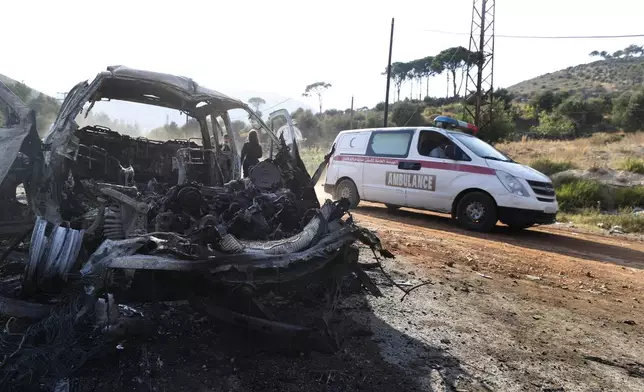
[
  {"x1": 496, "y1": 132, "x2": 644, "y2": 172},
  {"x1": 299, "y1": 147, "x2": 326, "y2": 174}
]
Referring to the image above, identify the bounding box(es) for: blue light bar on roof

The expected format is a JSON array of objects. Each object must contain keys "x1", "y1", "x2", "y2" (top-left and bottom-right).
[{"x1": 433, "y1": 116, "x2": 479, "y2": 134}]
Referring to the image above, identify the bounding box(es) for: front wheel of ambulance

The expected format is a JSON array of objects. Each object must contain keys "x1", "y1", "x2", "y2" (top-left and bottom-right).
[
  {"x1": 456, "y1": 192, "x2": 498, "y2": 232},
  {"x1": 336, "y1": 179, "x2": 360, "y2": 209}
]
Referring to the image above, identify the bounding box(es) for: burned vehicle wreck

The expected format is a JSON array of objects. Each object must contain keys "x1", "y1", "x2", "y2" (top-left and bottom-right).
[{"x1": 0, "y1": 67, "x2": 392, "y2": 388}]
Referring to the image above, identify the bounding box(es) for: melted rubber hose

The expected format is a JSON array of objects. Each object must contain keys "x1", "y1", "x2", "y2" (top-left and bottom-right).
[{"x1": 219, "y1": 200, "x2": 336, "y2": 255}]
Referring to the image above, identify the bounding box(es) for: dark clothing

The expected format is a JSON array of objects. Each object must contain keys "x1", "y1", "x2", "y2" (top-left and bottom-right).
[{"x1": 240, "y1": 141, "x2": 262, "y2": 178}]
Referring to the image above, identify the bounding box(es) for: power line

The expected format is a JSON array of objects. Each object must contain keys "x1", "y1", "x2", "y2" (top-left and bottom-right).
[
  {"x1": 497, "y1": 33, "x2": 644, "y2": 40},
  {"x1": 263, "y1": 98, "x2": 292, "y2": 112},
  {"x1": 415, "y1": 28, "x2": 644, "y2": 40}
]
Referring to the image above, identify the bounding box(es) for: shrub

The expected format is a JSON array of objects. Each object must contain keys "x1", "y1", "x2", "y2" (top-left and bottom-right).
[
  {"x1": 614, "y1": 186, "x2": 644, "y2": 207},
  {"x1": 612, "y1": 88, "x2": 644, "y2": 132},
  {"x1": 299, "y1": 147, "x2": 326, "y2": 174},
  {"x1": 391, "y1": 101, "x2": 425, "y2": 127},
  {"x1": 556, "y1": 96, "x2": 605, "y2": 127},
  {"x1": 364, "y1": 111, "x2": 385, "y2": 128},
  {"x1": 530, "y1": 158, "x2": 576, "y2": 176},
  {"x1": 555, "y1": 179, "x2": 604, "y2": 211},
  {"x1": 519, "y1": 104, "x2": 537, "y2": 120},
  {"x1": 479, "y1": 101, "x2": 516, "y2": 143},
  {"x1": 618, "y1": 157, "x2": 644, "y2": 174},
  {"x1": 531, "y1": 112, "x2": 575, "y2": 137},
  {"x1": 554, "y1": 176, "x2": 644, "y2": 211},
  {"x1": 530, "y1": 90, "x2": 569, "y2": 113}
]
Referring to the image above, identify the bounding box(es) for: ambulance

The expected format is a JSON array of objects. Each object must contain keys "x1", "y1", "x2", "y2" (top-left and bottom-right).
[{"x1": 323, "y1": 116, "x2": 558, "y2": 232}]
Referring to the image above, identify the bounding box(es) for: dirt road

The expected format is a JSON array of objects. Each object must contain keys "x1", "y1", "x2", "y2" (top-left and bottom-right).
[
  {"x1": 54, "y1": 198, "x2": 644, "y2": 391},
  {"x1": 347, "y1": 201, "x2": 644, "y2": 391}
]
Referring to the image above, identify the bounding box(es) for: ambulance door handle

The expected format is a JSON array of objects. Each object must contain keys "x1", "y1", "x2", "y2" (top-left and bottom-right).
[{"x1": 398, "y1": 161, "x2": 421, "y2": 171}]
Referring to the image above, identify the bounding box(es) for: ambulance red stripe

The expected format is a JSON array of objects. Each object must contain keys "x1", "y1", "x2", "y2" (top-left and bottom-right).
[{"x1": 332, "y1": 154, "x2": 496, "y2": 175}]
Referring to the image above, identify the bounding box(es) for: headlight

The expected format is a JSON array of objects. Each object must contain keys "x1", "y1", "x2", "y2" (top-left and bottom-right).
[{"x1": 496, "y1": 170, "x2": 529, "y2": 197}]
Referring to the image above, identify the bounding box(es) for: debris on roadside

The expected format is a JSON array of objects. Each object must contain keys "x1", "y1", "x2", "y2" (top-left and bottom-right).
[{"x1": 609, "y1": 225, "x2": 625, "y2": 234}]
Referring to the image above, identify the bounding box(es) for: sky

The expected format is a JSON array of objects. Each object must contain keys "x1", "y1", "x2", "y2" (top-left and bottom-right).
[{"x1": 2, "y1": 0, "x2": 644, "y2": 116}]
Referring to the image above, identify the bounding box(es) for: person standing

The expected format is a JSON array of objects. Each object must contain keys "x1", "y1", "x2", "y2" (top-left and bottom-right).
[
  {"x1": 221, "y1": 134, "x2": 231, "y2": 152},
  {"x1": 240, "y1": 130, "x2": 262, "y2": 178}
]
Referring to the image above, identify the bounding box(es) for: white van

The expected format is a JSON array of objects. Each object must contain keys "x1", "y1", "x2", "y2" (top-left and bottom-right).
[{"x1": 323, "y1": 117, "x2": 558, "y2": 232}]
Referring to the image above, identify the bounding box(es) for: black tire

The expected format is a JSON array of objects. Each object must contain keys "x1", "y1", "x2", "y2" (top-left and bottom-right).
[
  {"x1": 456, "y1": 192, "x2": 497, "y2": 232},
  {"x1": 335, "y1": 179, "x2": 360, "y2": 208},
  {"x1": 385, "y1": 204, "x2": 400, "y2": 211}
]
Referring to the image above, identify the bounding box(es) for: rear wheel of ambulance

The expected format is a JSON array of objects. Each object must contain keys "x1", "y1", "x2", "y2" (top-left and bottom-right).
[
  {"x1": 456, "y1": 192, "x2": 497, "y2": 232},
  {"x1": 336, "y1": 179, "x2": 360, "y2": 209}
]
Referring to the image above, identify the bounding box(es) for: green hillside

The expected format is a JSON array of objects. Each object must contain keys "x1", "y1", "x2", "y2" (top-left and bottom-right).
[
  {"x1": 508, "y1": 57, "x2": 644, "y2": 99},
  {"x1": 0, "y1": 73, "x2": 44, "y2": 101}
]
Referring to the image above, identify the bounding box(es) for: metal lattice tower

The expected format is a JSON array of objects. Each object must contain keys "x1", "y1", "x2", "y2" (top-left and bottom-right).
[{"x1": 464, "y1": 0, "x2": 495, "y2": 131}]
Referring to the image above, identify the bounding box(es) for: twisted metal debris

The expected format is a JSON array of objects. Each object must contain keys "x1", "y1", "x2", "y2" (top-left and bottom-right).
[{"x1": 0, "y1": 66, "x2": 392, "y2": 390}]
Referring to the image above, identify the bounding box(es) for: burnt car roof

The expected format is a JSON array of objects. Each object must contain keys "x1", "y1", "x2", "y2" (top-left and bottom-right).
[
  {"x1": 93, "y1": 65, "x2": 246, "y2": 113},
  {"x1": 0, "y1": 66, "x2": 256, "y2": 193}
]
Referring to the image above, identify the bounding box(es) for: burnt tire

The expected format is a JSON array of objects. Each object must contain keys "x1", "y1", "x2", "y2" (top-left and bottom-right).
[
  {"x1": 456, "y1": 192, "x2": 497, "y2": 232},
  {"x1": 385, "y1": 204, "x2": 400, "y2": 211},
  {"x1": 335, "y1": 179, "x2": 360, "y2": 209}
]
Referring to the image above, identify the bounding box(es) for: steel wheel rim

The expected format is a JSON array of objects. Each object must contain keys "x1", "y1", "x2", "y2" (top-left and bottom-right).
[
  {"x1": 339, "y1": 186, "x2": 352, "y2": 200},
  {"x1": 465, "y1": 201, "x2": 485, "y2": 221}
]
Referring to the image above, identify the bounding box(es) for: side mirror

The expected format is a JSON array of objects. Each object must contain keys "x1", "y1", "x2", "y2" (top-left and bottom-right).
[{"x1": 444, "y1": 145, "x2": 458, "y2": 160}]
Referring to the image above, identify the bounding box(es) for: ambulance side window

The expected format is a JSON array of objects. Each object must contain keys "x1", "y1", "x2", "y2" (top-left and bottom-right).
[
  {"x1": 417, "y1": 130, "x2": 470, "y2": 161},
  {"x1": 366, "y1": 130, "x2": 413, "y2": 158}
]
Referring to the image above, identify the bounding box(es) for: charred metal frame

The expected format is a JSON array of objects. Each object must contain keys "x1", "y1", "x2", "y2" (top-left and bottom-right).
[{"x1": 0, "y1": 66, "x2": 393, "y2": 389}]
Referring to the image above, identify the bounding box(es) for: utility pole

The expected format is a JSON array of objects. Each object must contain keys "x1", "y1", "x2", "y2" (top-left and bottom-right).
[
  {"x1": 464, "y1": 0, "x2": 496, "y2": 132},
  {"x1": 350, "y1": 96, "x2": 354, "y2": 129},
  {"x1": 384, "y1": 18, "x2": 395, "y2": 128}
]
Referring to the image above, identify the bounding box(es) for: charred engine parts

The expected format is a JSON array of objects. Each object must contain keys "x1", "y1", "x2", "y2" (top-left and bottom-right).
[
  {"x1": 100, "y1": 187, "x2": 150, "y2": 239},
  {"x1": 0, "y1": 67, "x2": 394, "y2": 390}
]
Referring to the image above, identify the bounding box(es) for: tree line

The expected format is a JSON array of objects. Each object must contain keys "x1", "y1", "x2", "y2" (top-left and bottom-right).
[
  {"x1": 291, "y1": 46, "x2": 478, "y2": 116},
  {"x1": 589, "y1": 44, "x2": 644, "y2": 61},
  {"x1": 383, "y1": 46, "x2": 477, "y2": 101}
]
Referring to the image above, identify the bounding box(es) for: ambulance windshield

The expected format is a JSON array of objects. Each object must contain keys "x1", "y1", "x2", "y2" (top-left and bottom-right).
[{"x1": 448, "y1": 132, "x2": 512, "y2": 162}]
